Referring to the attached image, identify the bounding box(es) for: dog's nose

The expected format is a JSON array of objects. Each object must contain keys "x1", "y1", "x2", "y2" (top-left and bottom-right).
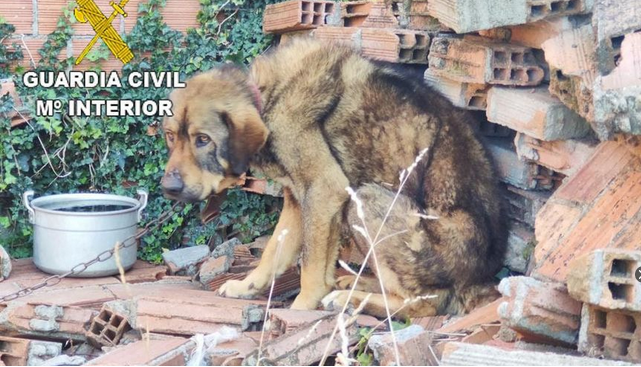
[{"x1": 161, "y1": 170, "x2": 184, "y2": 195}]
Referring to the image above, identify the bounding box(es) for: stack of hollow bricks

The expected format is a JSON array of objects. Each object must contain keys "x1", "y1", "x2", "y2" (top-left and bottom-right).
[{"x1": 264, "y1": 0, "x2": 641, "y2": 363}]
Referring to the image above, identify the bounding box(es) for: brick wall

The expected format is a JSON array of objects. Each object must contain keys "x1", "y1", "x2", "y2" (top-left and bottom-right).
[{"x1": 0, "y1": 0, "x2": 202, "y2": 71}]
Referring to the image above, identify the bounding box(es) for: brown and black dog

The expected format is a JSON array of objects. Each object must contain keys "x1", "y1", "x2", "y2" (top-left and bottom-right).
[{"x1": 161, "y1": 38, "x2": 507, "y2": 317}]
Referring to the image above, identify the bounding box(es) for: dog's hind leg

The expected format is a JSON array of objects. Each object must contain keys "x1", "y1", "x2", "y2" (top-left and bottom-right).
[{"x1": 219, "y1": 188, "x2": 303, "y2": 299}]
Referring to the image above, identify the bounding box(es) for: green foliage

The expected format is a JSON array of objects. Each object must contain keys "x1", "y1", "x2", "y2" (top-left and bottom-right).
[
  {"x1": 355, "y1": 319, "x2": 410, "y2": 366},
  {"x1": 0, "y1": 0, "x2": 280, "y2": 261}
]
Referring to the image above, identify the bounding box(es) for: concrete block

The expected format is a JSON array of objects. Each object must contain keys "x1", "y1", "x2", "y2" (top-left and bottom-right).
[
  {"x1": 86, "y1": 306, "x2": 131, "y2": 347},
  {"x1": 514, "y1": 133, "x2": 597, "y2": 177},
  {"x1": 504, "y1": 223, "x2": 535, "y2": 273},
  {"x1": 162, "y1": 245, "x2": 210, "y2": 276},
  {"x1": 441, "y1": 341, "x2": 634, "y2": 365},
  {"x1": 313, "y1": 27, "x2": 431, "y2": 64},
  {"x1": 487, "y1": 87, "x2": 591, "y2": 141},
  {"x1": 579, "y1": 304, "x2": 641, "y2": 363},
  {"x1": 0, "y1": 245, "x2": 11, "y2": 281},
  {"x1": 498, "y1": 276, "x2": 582, "y2": 345},
  {"x1": 593, "y1": 0, "x2": 641, "y2": 76},
  {"x1": 427, "y1": 0, "x2": 590, "y2": 34},
  {"x1": 368, "y1": 324, "x2": 437, "y2": 366},
  {"x1": 85, "y1": 337, "x2": 195, "y2": 366},
  {"x1": 424, "y1": 69, "x2": 488, "y2": 110},
  {"x1": 263, "y1": 0, "x2": 336, "y2": 34},
  {"x1": 503, "y1": 185, "x2": 551, "y2": 228},
  {"x1": 532, "y1": 142, "x2": 641, "y2": 283},
  {"x1": 486, "y1": 138, "x2": 556, "y2": 190},
  {"x1": 567, "y1": 249, "x2": 641, "y2": 312},
  {"x1": 0, "y1": 302, "x2": 93, "y2": 342},
  {"x1": 26, "y1": 340, "x2": 62, "y2": 366},
  {"x1": 429, "y1": 36, "x2": 544, "y2": 86},
  {"x1": 38, "y1": 355, "x2": 86, "y2": 366}
]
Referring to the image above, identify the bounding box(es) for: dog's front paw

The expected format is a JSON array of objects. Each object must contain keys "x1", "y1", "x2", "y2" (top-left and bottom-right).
[
  {"x1": 321, "y1": 290, "x2": 351, "y2": 311},
  {"x1": 218, "y1": 279, "x2": 258, "y2": 299},
  {"x1": 335, "y1": 275, "x2": 357, "y2": 290}
]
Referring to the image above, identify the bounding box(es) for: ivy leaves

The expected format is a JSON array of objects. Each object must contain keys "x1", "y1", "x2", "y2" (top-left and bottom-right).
[{"x1": 0, "y1": 0, "x2": 281, "y2": 260}]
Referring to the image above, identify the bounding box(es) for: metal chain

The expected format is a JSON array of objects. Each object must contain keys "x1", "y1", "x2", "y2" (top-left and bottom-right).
[{"x1": 0, "y1": 202, "x2": 183, "y2": 303}]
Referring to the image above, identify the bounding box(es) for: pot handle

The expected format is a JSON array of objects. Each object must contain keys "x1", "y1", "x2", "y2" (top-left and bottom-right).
[
  {"x1": 22, "y1": 190, "x2": 35, "y2": 224},
  {"x1": 136, "y1": 190, "x2": 148, "y2": 222}
]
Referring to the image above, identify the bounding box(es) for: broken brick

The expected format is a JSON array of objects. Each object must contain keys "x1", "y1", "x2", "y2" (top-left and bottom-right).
[
  {"x1": 542, "y1": 23, "x2": 597, "y2": 87},
  {"x1": 207, "y1": 336, "x2": 258, "y2": 366},
  {"x1": 429, "y1": 36, "x2": 545, "y2": 86},
  {"x1": 263, "y1": 0, "x2": 336, "y2": 34},
  {"x1": 427, "y1": 0, "x2": 590, "y2": 34},
  {"x1": 579, "y1": 304, "x2": 641, "y2": 363},
  {"x1": 514, "y1": 133, "x2": 597, "y2": 177},
  {"x1": 266, "y1": 309, "x2": 333, "y2": 340},
  {"x1": 0, "y1": 302, "x2": 93, "y2": 342},
  {"x1": 313, "y1": 27, "x2": 431, "y2": 64},
  {"x1": 486, "y1": 138, "x2": 557, "y2": 190},
  {"x1": 368, "y1": 324, "x2": 437, "y2": 366},
  {"x1": 199, "y1": 256, "x2": 232, "y2": 287},
  {"x1": 0, "y1": 336, "x2": 29, "y2": 366},
  {"x1": 244, "y1": 313, "x2": 363, "y2": 366},
  {"x1": 242, "y1": 177, "x2": 284, "y2": 197},
  {"x1": 498, "y1": 276, "x2": 582, "y2": 345},
  {"x1": 532, "y1": 142, "x2": 641, "y2": 283},
  {"x1": 86, "y1": 306, "x2": 131, "y2": 347},
  {"x1": 567, "y1": 249, "x2": 641, "y2": 312},
  {"x1": 162, "y1": 245, "x2": 210, "y2": 276},
  {"x1": 487, "y1": 86, "x2": 591, "y2": 141},
  {"x1": 509, "y1": 17, "x2": 575, "y2": 49},
  {"x1": 503, "y1": 185, "x2": 551, "y2": 228},
  {"x1": 85, "y1": 337, "x2": 195, "y2": 366},
  {"x1": 441, "y1": 341, "x2": 632, "y2": 366},
  {"x1": 437, "y1": 297, "x2": 503, "y2": 334},
  {"x1": 424, "y1": 69, "x2": 489, "y2": 110},
  {"x1": 336, "y1": 1, "x2": 398, "y2": 28}
]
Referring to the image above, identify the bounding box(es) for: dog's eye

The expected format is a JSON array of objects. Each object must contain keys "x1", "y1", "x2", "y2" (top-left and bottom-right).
[
  {"x1": 195, "y1": 134, "x2": 211, "y2": 148},
  {"x1": 165, "y1": 132, "x2": 175, "y2": 143}
]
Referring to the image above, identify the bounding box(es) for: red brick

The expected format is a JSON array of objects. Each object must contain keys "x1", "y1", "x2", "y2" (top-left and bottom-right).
[
  {"x1": 71, "y1": 38, "x2": 126, "y2": 72},
  {"x1": 38, "y1": 0, "x2": 115, "y2": 36},
  {"x1": 532, "y1": 142, "x2": 641, "y2": 283},
  {"x1": 601, "y1": 32, "x2": 641, "y2": 91},
  {"x1": 509, "y1": 17, "x2": 574, "y2": 49},
  {"x1": 85, "y1": 337, "x2": 194, "y2": 366},
  {"x1": 542, "y1": 24, "x2": 597, "y2": 86},
  {"x1": 0, "y1": 2, "x2": 34, "y2": 35},
  {"x1": 437, "y1": 297, "x2": 502, "y2": 334},
  {"x1": 266, "y1": 309, "x2": 333, "y2": 340},
  {"x1": 337, "y1": 1, "x2": 398, "y2": 28},
  {"x1": 86, "y1": 306, "x2": 131, "y2": 347},
  {"x1": 314, "y1": 27, "x2": 430, "y2": 64},
  {"x1": 0, "y1": 336, "x2": 29, "y2": 366},
  {"x1": 567, "y1": 249, "x2": 641, "y2": 312},
  {"x1": 487, "y1": 87, "x2": 591, "y2": 141},
  {"x1": 429, "y1": 36, "x2": 545, "y2": 86},
  {"x1": 368, "y1": 325, "x2": 437, "y2": 366},
  {"x1": 412, "y1": 315, "x2": 449, "y2": 331},
  {"x1": 263, "y1": 0, "x2": 336, "y2": 34},
  {"x1": 0, "y1": 302, "x2": 93, "y2": 342},
  {"x1": 514, "y1": 133, "x2": 597, "y2": 176},
  {"x1": 498, "y1": 276, "x2": 582, "y2": 345},
  {"x1": 208, "y1": 336, "x2": 258, "y2": 366},
  {"x1": 243, "y1": 313, "x2": 364, "y2": 366},
  {"x1": 486, "y1": 138, "x2": 557, "y2": 190},
  {"x1": 579, "y1": 304, "x2": 641, "y2": 363},
  {"x1": 424, "y1": 69, "x2": 488, "y2": 110},
  {"x1": 3, "y1": 37, "x2": 51, "y2": 69}
]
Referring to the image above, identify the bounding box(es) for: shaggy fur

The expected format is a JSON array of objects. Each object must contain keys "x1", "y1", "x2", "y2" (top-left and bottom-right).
[{"x1": 161, "y1": 38, "x2": 507, "y2": 317}]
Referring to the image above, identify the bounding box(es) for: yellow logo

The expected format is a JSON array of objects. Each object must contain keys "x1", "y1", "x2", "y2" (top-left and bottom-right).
[{"x1": 74, "y1": 0, "x2": 134, "y2": 65}]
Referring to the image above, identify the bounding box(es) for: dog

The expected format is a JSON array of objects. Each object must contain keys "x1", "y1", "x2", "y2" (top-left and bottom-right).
[{"x1": 161, "y1": 38, "x2": 507, "y2": 317}]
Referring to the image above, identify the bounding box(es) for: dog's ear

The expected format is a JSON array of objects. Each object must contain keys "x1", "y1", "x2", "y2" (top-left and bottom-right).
[{"x1": 223, "y1": 109, "x2": 268, "y2": 176}]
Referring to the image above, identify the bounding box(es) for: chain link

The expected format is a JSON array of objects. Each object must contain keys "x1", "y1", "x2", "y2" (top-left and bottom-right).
[{"x1": 0, "y1": 202, "x2": 183, "y2": 303}]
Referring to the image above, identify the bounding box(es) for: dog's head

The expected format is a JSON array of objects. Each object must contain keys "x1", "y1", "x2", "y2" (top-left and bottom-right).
[{"x1": 161, "y1": 66, "x2": 268, "y2": 203}]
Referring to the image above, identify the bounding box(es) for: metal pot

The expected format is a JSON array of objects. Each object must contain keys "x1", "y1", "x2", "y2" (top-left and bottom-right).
[{"x1": 22, "y1": 190, "x2": 148, "y2": 277}]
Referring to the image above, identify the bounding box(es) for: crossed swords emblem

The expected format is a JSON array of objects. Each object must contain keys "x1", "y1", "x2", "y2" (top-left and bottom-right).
[{"x1": 74, "y1": 0, "x2": 134, "y2": 65}]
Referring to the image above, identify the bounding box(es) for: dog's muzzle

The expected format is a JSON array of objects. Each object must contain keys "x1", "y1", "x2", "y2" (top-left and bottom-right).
[{"x1": 161, "y1": 169, "x2": 184, "y2": 196}]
